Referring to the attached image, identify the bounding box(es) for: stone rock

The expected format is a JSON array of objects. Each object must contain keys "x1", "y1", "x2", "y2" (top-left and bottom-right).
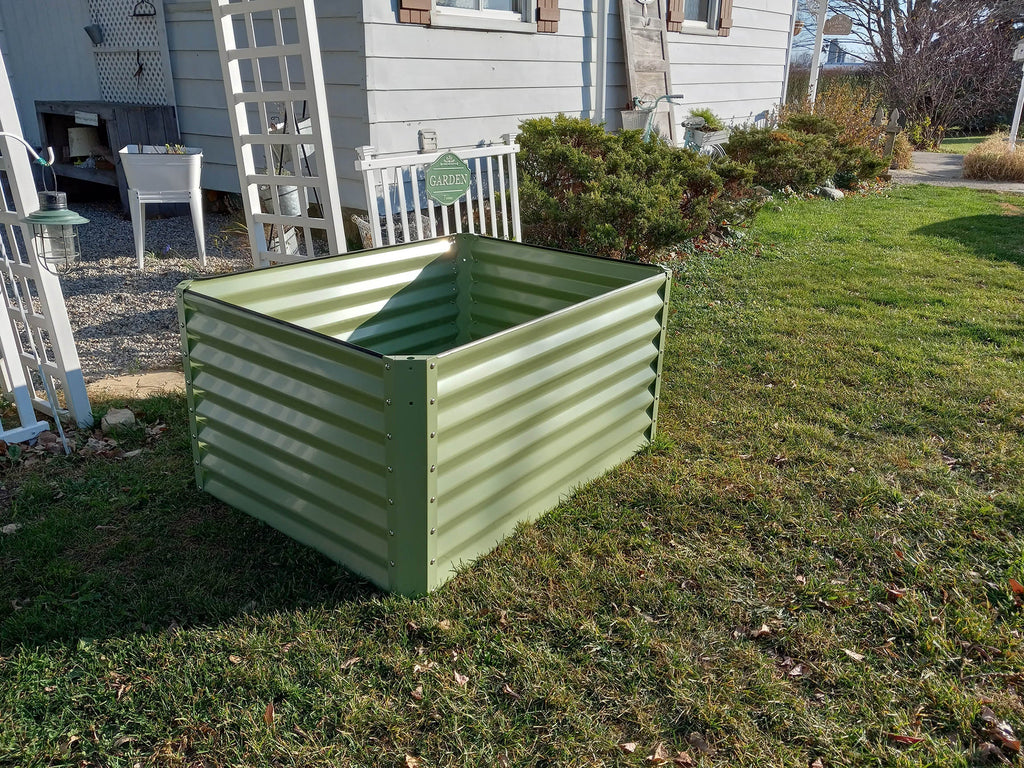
[
  {"x1": 101, "y1": 408, "x2": 136, "y2": 434},
  {"x1": 1, "y1": 523, "x2": 22, "y2": 535},
  {"x1": 819, "y1": 186, "x2": 845, "y2": 200}
]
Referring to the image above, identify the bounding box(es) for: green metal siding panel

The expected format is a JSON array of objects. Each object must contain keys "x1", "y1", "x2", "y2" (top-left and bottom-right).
[
  {"x1": 179, "y1": 289, "x2": 392, "y2": 588},
  {"x1": 189, "y1": 239, "x2": 460, "y2": 353},
  {"x1": 433, "y1": 272, "x2": 668, "y2": 581}
]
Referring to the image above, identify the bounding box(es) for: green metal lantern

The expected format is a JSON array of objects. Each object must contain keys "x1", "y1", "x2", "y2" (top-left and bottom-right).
[{"x1": 23, "y1": 191, "x2": 89, "y2": 272}]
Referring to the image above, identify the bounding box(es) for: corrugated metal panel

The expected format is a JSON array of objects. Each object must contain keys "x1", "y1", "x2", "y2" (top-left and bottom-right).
[
  {"x1": 432, "y1": 241, "x2": 669, "y2": 586},
  {"x1": 191, "y1": 239, "x2": 458, "y2": 354},
  {"x1": 179, "y1": 235, "x2": 669, "y2": 594},
  {"x1": 179, "y1": 288, "x2": 392, "y2": 587}
]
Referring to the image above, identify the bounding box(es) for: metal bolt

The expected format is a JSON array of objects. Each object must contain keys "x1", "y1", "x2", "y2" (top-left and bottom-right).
[
  {"x1": 191, "y1": 434, "x2": 197, "y2": 439},
  {"x1": 388, "y1": 529, "x2": 395, "y2": 536},
  {"x1": 430, "y1": 464, "x2": 436, "y2": 472},
  {"x1": 194, "y1": 460, "x2": 199, "y2": 465},
  {"x1": 386, "y1": 398, "x2": 392, "y2": 405},
  {"x1": 430, "y1": 558, "x2": 436, "y2": 565},
  {"x1": 388, "y1": 498, "x2": 394, "y2": 505},
  {"x1": 429, "y1": 398, "x2": 436, "y2": 405},
  {"x1": 430, "y1": 431, "x2": 436, "y2": 438},
  {"x1": 387, "y1": 466, "x2": 393, "y2": 472},
  {"x1": 430, "y1": 527, "x2": 436, "y2": 534},
  {"x1": 430, "y1": 497, "x2": 436, "y2": 504},
  {"x1": 386, "y1": 433, "x2": 392, "y2": 440},
  {"x1": 385, "y1": 363, "x2": 391, "y2": 370},
  {"x1": 429, "y1": 362, "x2": 436, "y2": 369},
  {"x1": 391, "y1": 560, "x2": 396, "y2": 567}
]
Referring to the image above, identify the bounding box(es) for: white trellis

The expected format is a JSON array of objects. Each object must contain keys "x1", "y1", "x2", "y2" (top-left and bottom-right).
[
  {"x1": 211, "y1": 0, "x2": 347, "y2": 268},
  {"x1": 354, "y1": 137, "x2": 522, "y2": 250},
  {"x1": 0, "y1": 56, "x2": 92, "y2": 440}
]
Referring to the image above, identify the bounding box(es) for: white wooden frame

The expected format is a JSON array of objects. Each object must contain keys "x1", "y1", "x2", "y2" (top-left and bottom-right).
[
  {"x1": 354, "y1": 136, "x2": 522, "y2": 249},
  {"x1": 211, "y1": 0, "x2": 347, "y2": 268},
  {"x1": 0, "y1": 55, "x2": 92, "y2": 436}
]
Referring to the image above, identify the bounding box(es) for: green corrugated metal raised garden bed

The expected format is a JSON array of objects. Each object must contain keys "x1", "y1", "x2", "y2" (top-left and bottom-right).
[{"x1": 177, "y1": 234, "x2": 670, "y2": 595}]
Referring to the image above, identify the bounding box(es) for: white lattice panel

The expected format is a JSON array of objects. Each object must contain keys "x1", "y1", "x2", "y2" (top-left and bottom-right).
[
  {"x1": 88, "y1": 0, "x2": 173, "y2": 105},
  {"x1": 0, "y1": 55, "x2": 92, "y2": 432}
]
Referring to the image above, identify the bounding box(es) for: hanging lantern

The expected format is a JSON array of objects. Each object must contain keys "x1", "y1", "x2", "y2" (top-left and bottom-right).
[{"x1": 22, "y1": 191, "x2": 88, "y2": 272}]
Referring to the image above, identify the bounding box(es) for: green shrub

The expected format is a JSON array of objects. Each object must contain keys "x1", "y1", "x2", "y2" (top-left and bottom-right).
[
  {"x1": 517, "y1": 115, "x2": 761, "y2": 261},
  {"x1": 725, "y1": 114, "x2": 887, "y2": 192}
]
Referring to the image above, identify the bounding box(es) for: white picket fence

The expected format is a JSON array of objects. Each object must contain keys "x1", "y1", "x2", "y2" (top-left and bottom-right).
[{"x1": 354, "y1": 136, "x2": 522, "y2": 249}]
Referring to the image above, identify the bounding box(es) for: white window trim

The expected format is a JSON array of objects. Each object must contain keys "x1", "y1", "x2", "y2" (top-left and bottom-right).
[{"x1": 432, "y1": 2, "x2": 537, "y2": 33}]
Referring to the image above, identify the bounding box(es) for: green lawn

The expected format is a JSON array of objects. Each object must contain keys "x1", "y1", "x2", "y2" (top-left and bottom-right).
[
  {"x1": 938, "y1": 135, "x2": 992, "y2": 154},
  {"x1": 2, "y1": 185, "x2": 1023, "y2": 767}
]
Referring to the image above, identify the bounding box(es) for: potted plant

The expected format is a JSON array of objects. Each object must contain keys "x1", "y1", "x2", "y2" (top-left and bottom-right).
[
  {"x1": 118, "y1": 143, "x2": 203, "y2": 192},
  {"x1": 684, "y1": 109, "x2": 731, "y2": 150}
]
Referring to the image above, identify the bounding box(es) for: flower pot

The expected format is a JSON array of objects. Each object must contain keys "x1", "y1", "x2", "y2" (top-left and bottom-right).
[
  {"x1": 259, "y1": 184, "x2": 301, "y2": 217},
  {"x1": 687, "y1": 128, "x2": 731, "y2": 149},
  {"x1": 119, "y1": 145, "x2": 202, "y2": 192}
]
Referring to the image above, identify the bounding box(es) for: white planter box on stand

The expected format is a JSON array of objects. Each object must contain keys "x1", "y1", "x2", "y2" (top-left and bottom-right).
[{"x1": 119, "y1": 145, "x2": 205, "y2": 270}]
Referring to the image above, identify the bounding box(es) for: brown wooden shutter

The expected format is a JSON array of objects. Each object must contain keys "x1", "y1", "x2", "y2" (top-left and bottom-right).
[
  {"x1": 717, "y1": 0, "x2": 733, "y2": 36},
  {"x1": 666, "y1": 0, "x2": 683, "y2": 32},
  {"x1": 537, "y1": 0, "x2": 559, "y2": 32},
  {"x1": 399, "y1": 0, "x2": 431, "y2": 25}
]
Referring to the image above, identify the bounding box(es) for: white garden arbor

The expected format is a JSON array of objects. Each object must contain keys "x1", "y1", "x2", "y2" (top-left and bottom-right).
[{"x1": 0, "y1": 54, "x2": 92, "y2": 441}]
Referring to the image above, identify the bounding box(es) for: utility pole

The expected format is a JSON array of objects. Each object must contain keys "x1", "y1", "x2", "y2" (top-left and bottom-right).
[{"x1": 807, "y1": 0, "x2": 829, "y2": 107}]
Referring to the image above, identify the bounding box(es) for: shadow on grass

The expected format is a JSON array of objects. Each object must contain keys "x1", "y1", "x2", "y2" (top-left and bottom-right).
[
  {"x1": 913, "y1": 213, "x2": 1024, "y2": 267},
  {"x1": 0, "y1": 394, "x2": 380, "y2": 653}
]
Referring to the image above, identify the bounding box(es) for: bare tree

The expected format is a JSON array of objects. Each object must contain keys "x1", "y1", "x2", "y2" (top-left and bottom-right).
[{"x1": 830, "y1": 0, "x2": 1024, "y2": 145}]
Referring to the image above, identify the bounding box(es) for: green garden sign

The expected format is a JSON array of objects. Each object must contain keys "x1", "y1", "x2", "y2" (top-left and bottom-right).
[{"x1": 424, "y1": 152, "x2": 472, "y2": 205}]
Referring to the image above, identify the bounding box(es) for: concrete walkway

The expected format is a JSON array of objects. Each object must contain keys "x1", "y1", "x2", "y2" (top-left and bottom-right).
[{"x1": 890, "y1": 151, "x2": 1024, "y2": 194}]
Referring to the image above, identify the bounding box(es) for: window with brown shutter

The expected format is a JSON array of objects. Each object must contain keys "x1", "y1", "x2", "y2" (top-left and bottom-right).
[
  {"x1": 537, "y1": 0, "x2": 559, "y2": 32},
  {"x1": 398, "y1": 0, "x2": 431, "y2": 24}
]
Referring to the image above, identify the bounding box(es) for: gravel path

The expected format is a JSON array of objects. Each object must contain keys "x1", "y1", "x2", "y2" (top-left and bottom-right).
[{"x1": 61, "y1": 201, "x2": 253, "y2": 382}]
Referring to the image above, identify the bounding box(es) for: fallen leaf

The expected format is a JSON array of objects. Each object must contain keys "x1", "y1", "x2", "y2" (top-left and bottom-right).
[
  {"x1": 885, "y1": 733, "x2": 924, "y2": 745},
  {"x1": 976, "y1": 742, "x2": 1008, "y2": 764},
  {"x1": 497, "y1": 756, "x2": 510, "y2": 768},
  {"x1": 263, "y1": 701, "x2": 275, "y2": 729},
  {"x1": 1010, "y1": 578, "x2": 1024, "y2": 595},
  {"x1": 842, "y1": 648, "x2": 865, "y2": 662},
  {"x1": 646, "y1": 743, "x2": 670, "y2": 764},
  {"x1": 437, "y1": 620, "x2": 451, "y2": 630},
  {"x1": 411, "y1": 685, "x2": 424, "y2": 701},
  {"x1": 339, "y1": 657, "x2": 360, "y2": 670},
  {"x1": 886, "y1": 587, "x2": 906, "y2": 601},
  {"x1": 795, "y1": 574, "x2": 807, "y2": 585},
  {"x1": 789, "y1": 664, "x2": 806, "y2": 677},
  {"x1": 406, "y1": 620, "x2": 420, "y2": 632},
  {"x1": 751, "y1": 623, "x2": 772, "y2": 638},
  {"x1": 228, "y1": 655, "x2": 242, "y2": 665},
  {"x1": 809, "y1": 759, "x2": 824, "y2": 768},
  {"x1": 404, "y1": 755, "x2": 421, "y2": 768},
  {"x1": 673, "y1": 751, "x2": 695, "y2": 766},
  {"x1": 500, "y1": 683, "x2": 520, "y2": 700},
  {"x1": 619, "y1": 742, "x2": 638, "y2": 754},
  {"x1": 413, "y1": 662, "x2": 435, "y2": 674},
  {"x1": 687, "y1": 732, "x2": 713, "y2": 756},
  {"x1": 454, "y1": 672, "x2": 469, "y2": 687}
]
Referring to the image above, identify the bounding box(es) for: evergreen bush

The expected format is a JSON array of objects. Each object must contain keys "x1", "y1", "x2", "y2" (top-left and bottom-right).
[{"x1": 517, "y1": 115, "x2": 759, "y2": 261}]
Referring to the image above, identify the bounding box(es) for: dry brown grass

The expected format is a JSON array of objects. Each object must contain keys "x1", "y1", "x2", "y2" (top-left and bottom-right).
[
  {"x1": 891, "y1": 133, "x2": 913, "y2": 169},
  {"x1": 963, "y1": 134, "x2": 1024, "y2": 181}
]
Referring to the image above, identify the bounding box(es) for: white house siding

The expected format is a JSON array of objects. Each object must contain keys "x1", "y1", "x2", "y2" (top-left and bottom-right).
[
  {"x1": 667, "y1": 0, "x2": 792, "y2": 126},
  {"x1": 0, "y1": 0, "x2": 101, "y2": 145},
  {"x1": 164, "y1": 0, "x2": 370, "y2": 206},
  {"x1": 362, "y1": 0, "x2": 629, "y2": 156}
]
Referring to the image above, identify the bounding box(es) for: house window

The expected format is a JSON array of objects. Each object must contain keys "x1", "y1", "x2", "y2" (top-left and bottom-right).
[
  {"x1": 437, "y1": 0, "x2": 522, "y2": 12},
  {"x1": 683, "y1": 0, "x2": 719, "y2": 28}
]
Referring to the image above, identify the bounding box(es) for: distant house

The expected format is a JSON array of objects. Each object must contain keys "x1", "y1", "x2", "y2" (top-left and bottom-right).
[{"x1": 0, "y1": 0, "x2": 794, "y2": 209}]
